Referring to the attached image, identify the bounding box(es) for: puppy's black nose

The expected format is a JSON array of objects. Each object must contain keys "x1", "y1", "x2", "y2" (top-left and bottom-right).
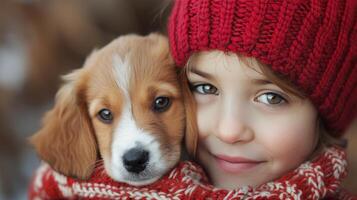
[{"x1": 123, "y1": 148, "x2": 149, "y2": 173}]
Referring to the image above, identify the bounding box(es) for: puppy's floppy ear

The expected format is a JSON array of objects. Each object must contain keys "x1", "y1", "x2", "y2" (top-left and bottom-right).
[
  {"x1": 178, "y1": 70, "x2": 198, "y2": 158},
  {"x1": 30, "y1": 69, "x2": 97, "y2": 179}
]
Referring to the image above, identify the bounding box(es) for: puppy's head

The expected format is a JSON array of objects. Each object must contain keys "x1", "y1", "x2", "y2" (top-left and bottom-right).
[{"x1": 30, "y1": 33, "x2": 185, "y2": 185}]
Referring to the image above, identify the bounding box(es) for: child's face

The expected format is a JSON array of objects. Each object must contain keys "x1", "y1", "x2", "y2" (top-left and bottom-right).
[{"x1": 187, "y1": 51, "x2": 319, "y2": 189}]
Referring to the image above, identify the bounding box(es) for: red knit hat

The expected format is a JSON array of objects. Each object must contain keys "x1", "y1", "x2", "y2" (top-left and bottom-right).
[{"x1": 168, "y1": 0, "x2": 356, "y2": 136}]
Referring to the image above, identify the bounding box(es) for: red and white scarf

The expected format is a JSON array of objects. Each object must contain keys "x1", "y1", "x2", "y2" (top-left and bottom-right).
[{"x1": 29, "y1": 146, "x2": 354, "y2": 199}]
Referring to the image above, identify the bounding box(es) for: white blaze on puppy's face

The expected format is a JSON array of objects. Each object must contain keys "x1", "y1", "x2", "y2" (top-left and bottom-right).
[
  {"x1": 102, "y1": 54, "x2": 165, "y2": 185},
  {"x1": 113, "y1": 55, "x2": 130, "y2": 97}
]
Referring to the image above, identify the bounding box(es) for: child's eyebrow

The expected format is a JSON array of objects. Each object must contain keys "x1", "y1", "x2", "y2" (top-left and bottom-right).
[
  {"x1": 189, "y1": 68, "x2": 214, "y2": 80},
  {"x1": 251, "y1": 78, "x2": 273, "y2": 85}
]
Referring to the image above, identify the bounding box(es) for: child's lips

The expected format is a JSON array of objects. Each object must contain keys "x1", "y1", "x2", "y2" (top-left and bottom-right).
[{"x1": 214, "y1": 154, "x2": 265, "y2": 173}]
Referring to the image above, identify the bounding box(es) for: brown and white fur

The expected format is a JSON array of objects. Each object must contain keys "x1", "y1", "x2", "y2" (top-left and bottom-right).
[{"x1": 30, "y1": 33, "x2": 188, "y2": 186}]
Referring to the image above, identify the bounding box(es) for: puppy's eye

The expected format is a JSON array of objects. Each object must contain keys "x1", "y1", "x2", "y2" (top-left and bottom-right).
[
  {"x1": 97, "y1": 109, "x2": 113, "y2": 124},
  {"x1": 152, "y1": 96, "x2": 171, "y2": 112}
]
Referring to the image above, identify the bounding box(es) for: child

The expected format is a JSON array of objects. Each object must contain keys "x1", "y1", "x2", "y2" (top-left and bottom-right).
[
  {"x1": 168, "y1": 0, "x2": 356, "y2": 198},
  {"x1": 29, "y1": 0, "x2": 355, "y2": 199}
]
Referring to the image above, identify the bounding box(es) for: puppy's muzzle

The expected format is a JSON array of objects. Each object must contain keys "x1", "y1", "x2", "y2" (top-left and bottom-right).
[{"x1": 122, "y1": 148, "x2": 149, "y2": 173}]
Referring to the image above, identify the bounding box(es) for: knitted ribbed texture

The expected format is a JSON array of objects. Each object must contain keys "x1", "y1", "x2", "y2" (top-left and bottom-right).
[
  {"x1": 28, "y1": 146, "x2": 353, "y2": 199},
  {"x1": 168, "y1": 0, "x2": 357, "y2": 135}
]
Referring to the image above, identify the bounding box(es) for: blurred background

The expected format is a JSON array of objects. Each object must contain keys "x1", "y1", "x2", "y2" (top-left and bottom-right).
[{"x1": 0, "y1": 0, "x2": 355, "y2": 199}]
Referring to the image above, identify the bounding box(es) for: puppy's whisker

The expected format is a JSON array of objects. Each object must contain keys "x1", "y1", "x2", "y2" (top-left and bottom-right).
[
  {"x1": 149, "y1": 139, "x2": 156, "y2": 145},
  {"x1": 159, "y1": 154, "x2": 166, "y2": 161}
]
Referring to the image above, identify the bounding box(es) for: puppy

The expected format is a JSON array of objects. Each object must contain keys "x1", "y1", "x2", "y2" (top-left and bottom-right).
[{"x1": 30, "y1": 33, "x2": 186, "y2": 186}]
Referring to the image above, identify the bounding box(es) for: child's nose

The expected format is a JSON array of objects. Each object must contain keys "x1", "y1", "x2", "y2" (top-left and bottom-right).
[{"x1": 215, "y1": 103, "x2": 254, "y2": 144}]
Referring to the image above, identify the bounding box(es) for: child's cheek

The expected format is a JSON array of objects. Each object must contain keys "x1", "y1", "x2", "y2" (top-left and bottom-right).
[
  {"x1": 194, "y1": 93, "x2": 215, "y2": 104},
  {"x1": 195, "y1": 94, "x2": 218, "y2": 139},
  {"x1": 257, "y1": 113, "x2": 318, "y2": 167},
  {"x1": 196, "y1": 106, "x2": 212, "y2": 139}
]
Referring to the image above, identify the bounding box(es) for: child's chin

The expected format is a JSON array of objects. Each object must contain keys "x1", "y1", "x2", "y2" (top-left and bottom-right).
[
  {"x1": 213, "y1": 179, "x2": 255, "y2": 190},
  {"x1": 209, "y1": 168, "x2": 265, "y2": 189}
]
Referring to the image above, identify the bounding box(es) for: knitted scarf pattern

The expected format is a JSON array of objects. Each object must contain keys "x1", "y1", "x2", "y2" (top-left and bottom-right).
[{"x1": 29, "y1": 146, "x2": 353, "y2": 200}]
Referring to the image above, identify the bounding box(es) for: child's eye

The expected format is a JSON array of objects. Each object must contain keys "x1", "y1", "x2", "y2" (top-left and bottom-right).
[
  {"x1": 255, "y1": 92, "x2": 287, "y2": 105},
  {"x1": 191, "y1": 84, "x2": 218, "y2": 95}
]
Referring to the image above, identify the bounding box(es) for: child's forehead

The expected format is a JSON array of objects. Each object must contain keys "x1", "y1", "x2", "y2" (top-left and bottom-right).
[{"x1": 188, "y1": 51, "x2": 266, "y2": 79}]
